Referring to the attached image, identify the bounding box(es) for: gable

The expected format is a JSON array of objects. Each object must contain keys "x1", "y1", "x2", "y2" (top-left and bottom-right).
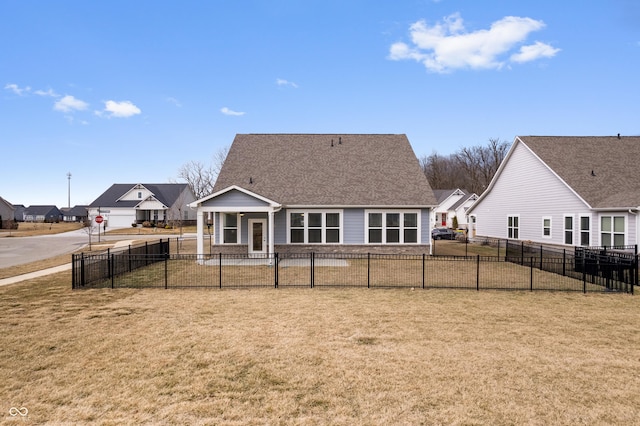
[
  {"x1": 201, "y1": 188, "x2": 273, "y2": 208},
  {"x1": 519, "y1": 136, "x2": 640, "y2": 209},
  {"x1": 213, "y1": 134, "x2": 437, "y2": 207},
  {"x1": 119, "y1": 184, "x2": 154, "y2": 202}
]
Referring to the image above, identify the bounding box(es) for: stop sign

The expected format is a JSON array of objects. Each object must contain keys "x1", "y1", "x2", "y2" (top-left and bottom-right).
[{"x1": 95, "y1": 215, "x2": 104, "y2": 224}]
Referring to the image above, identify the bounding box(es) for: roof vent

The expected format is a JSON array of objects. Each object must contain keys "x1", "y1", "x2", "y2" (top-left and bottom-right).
[
  {"x1": 591, "y1": 170, "x2": 596, "y2": 177},
  {"x1": 617, "y1": 133, "x2": 621, "y2": 139},
  {"x1": 338, "y1": 136, "x2": 342, "y2": 145},
  {"x1": 331, "y1": 139, "x2": 334, "y2": 147},
  {"x1": 249, "y1": 177, "x2": 253, "y2": 184}
]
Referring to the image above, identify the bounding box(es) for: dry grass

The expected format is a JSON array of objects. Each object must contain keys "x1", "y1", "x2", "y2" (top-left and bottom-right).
[
  {"x1": 1, "y1": 271, "x2": 639, "y2": 424},
  {"x1": 0, "y1": 222, "x2": 83, "y2": 237}
]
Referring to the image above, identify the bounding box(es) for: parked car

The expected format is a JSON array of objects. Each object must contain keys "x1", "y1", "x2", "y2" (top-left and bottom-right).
[{"x1": 431, "y1": 227, "x2": 457, "y2": 240}]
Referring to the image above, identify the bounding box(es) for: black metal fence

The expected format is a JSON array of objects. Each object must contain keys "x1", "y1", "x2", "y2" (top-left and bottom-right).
[
  {"x1": 72, "y1": 239, "x2": 170, "y2": 289},
  {"x1": 72, "y1": 251, "x2": 635, "y2": 293}
]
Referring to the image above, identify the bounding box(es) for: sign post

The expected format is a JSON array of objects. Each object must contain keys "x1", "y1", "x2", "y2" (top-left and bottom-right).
[{"x1": 95, "y1": 215, "x2": 103, "y2": 243}]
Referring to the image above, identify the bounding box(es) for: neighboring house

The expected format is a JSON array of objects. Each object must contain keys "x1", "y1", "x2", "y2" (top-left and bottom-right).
[
  {"x1": 467, "y1": 135, "x2": 640, "y2": 251},
  {"x1": 12, "y1": 204, "x2": 26, "y2": 222},
  {"x1": 23, "y1": 205, "x2": 63, "y2": 222},
  {"x1": 0, "y1": 197, "x2": 15, "y2": 226},
  {"x1": 189, "y1": 134, "x2": 438, "y2": 257},
  {"x1": 432, "y1": 189, "x2": 478, "y2": 229},
  {"x1": 61, "y1": 205, "x2": 89, "y2": 222},
  {"x1": 88, "y1": 183, "x2": 197, "y2": 228}
]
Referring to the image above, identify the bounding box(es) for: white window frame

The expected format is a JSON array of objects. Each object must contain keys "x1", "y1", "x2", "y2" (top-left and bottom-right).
[
  {"x1": 507, "y1": 215, "x2": 520, "y2": 240},
  {"x1": 286, "y1": 210, "x2": 343, "y2": 244},
  {"x1": 563, "y1": 214, "x2": 574, "y2": 245},
  {"x1": 222, "y1": 212, "x2": 241, "y2": 244},
  {"x1": 579, "y1": 215, "x2": 591, "y2": 247},
  {"x1": 542, "y1": 216, "x2": 552, "y2": 239},
  {"x1": 600, "y1": 215, "x2": 626, "y2": 247},
  {"x1": 365, "y1": 210, "x2": 421, "y2": 244}
]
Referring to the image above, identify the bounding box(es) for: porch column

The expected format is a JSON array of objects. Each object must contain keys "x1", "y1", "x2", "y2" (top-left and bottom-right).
[
  {"x1": 196, "y1": 209, "x2": 204, "y2": 261},
  {"x1": 268, "y1": 209, "x2": 275, "y2": 257}
]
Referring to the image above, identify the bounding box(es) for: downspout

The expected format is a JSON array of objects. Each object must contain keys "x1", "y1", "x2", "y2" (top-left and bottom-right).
[{"x1": 629, "y1": 208, "x2": 639, "y2": 254}]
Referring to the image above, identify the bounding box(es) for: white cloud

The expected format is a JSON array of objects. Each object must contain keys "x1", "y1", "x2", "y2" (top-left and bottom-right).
[
  {"x1": 511, "y1": 41, "x2": 561, "y2": 63},
  {"x1": 4, "y1": 83, "x2": 31, "y2": 96},
  {"x1": 276, "y1": 78, "x2": 299, "y2": 88},
  {"x1": 98, "y1": 100, "x2": 141, "y2": 118},
  {"x1": 54, "y1": 95, "x2": 89, "y2": 112},
  {"x1": 389, "y1": 13, "x2": 559, "y2": 73},
  {"x1": 166, "y1": 97, "x2": 182, "y2": 107},
  {"x1": 34, "y1": 88, "x2": 59, "y2": 97},
  {"x1": 220, "y1": 107, "x2": 245, "y2": 116}
]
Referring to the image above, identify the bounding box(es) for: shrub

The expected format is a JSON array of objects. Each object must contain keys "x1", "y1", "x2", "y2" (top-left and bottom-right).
[{"x1": 142, "y1": 221, "x2": 152, "y2": 228}]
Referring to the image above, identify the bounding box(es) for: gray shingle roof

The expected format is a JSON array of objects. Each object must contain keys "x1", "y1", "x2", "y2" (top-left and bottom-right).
[
  {"x1": 89, "y1": 184, "x2": 190, "y2": 208},
  {"x1": 213, "y1": 134, "x2": 437, "y2": 207},
  {"x1": 519, "y1": 136, "x2": 640, "y2": 208}
]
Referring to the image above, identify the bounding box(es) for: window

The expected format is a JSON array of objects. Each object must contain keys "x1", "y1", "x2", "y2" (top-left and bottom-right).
[
  {"x1": 580, "y1": 216, "x2": 590, "y2": 246},
  {"x1": 542, "y1": 217, "x2": 551, "y2": 238},
  {"x1": 601, "y1": 216, "x2": 625, "y2": 247},
  {"x1": 564, "y1": 215, "x2": 574, "y2": 245},
  {"x1": 137, "y1": 191, "x2": 142, "y2": 199},
  {"x1": 507, "y1": 215, "x2": 519, "y2": 239},
  {"x1": 223, "y1": 213, "x2": 240, "y2": 244},
  {"x1": 288, "y1": 211, "x2": 342, "y2": 244},
  {"x1": 366, "y1": 211, "x2": 419, "y2": 244}
]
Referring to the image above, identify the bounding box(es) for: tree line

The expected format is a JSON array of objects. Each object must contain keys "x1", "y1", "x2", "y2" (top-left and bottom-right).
[{"x1": 419, "y1": 138, "x2": 510, "y2": 194}]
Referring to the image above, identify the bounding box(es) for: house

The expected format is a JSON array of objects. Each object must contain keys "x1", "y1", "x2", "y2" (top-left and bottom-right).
[
  {"x1": 0, "y1": 197, "x2": 15, "y2": 227},
  {"x1": 88, "y1": 183, "x2": 197, "y2": 228},
  {"x1": 432, "y1": 189, "x2": 478, "y2": 230},
  {"x1": 12, "y1": 204, "x2": 26, "y2": 222},
  {"x1": 466, "y1": 135, "x2": 640, "y2": 251},
  {"x1": 61, "y1": 205, "x2": 89, "y2": 223},
  {"x1": 23, "y1": 205, "x2": 63, "y2": 222},
  {"x1": 189, "y1": 134, "x2": 438, "y2": 257}
]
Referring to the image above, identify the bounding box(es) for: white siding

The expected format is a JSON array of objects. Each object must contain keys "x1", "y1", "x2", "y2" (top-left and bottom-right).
[{"x1": 474, "y1": 142, "x2": 590, "y2": 245}]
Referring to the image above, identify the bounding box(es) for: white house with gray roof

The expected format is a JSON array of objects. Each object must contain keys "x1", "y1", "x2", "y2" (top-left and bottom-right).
[
  {"x1": 189, "y1": 134, "x2": 438, "y2": 257},
  {"x1": 432, "y1": 189, "x2": 478, "y2": 230},
  {"x1": 88, "y1": 183, "x2": 196, "y2": 228},
  {"x1": 467, "y1": 135, "x2": 640, "y2": 252}
]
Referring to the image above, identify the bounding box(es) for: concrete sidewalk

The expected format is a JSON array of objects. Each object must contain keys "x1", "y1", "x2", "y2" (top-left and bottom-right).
[
  {"x1": 0, "y1": 240, "x2": 136, "y2": 287},
  {"x1": 0, "y1": 263, "x2": 72, "y2": 287}
]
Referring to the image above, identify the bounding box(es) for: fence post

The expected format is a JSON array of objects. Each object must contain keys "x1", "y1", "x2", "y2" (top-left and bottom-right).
[
  {"x1": 530, "y1": 257, "x2": 534, "y2": 292},
  {"x1": 164, "y1": 250, "x2": 168, "y2": 290},
  {"x1": 476, "y1": 254, "x2": 480, "y2": 291},
  {"x1": 582, "y1": 256, "x2": 587, "y2": 294},
  {"x1": 562, "y1": 249, "x2": 566, "y2": 276},
  {"x1": 81, "y1": 252, "x2": 85, "y2": 288},
  {"x1": 219, "y1": 253, "x2": 222, "y2": 289},
  {"x1": 633, "y1": 254, "x2": 637, "y2": 295},
  {"x1": 521, "y1": 242, "x2": 524, "y2": 266},
  {"x1": 539, "y1": 246, "x2": 543, "y2": 270},
  {"x1": 107, "y1": 248, "x2": 111, "y2": 280},
  {"x1": 128, "y1": 245, "x2": 132, "y2": 272},
  {"x1": 367, "y1": 253, "x2": 371, "y2": 289},
  {"x1": 497, "y1": 239, "x2": 500, "y2": 258},
  {"x1": 422, "y1": 253, "x2": 425, "y2": 289},
  {"x1": 109, "y1": 254, "x2": 116, "y2": 289},
  {"x1": 71, "y1": 254, "x2": 76, "y2": 289},
  {"x1": 275, "y1": 253, "x2": 279, "y2": 289},
  {"x1": 310, "y1": 252, "x2": 314, "y2": 288}
]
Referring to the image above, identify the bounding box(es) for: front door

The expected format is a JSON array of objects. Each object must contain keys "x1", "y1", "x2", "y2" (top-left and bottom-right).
[{"x1": 248, "y1": 219, "x2": 267, "y2": 258}]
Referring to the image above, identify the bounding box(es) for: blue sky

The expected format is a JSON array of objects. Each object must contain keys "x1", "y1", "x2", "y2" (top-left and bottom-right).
[{"x1": 1, "y1": 0, "x2": 639, "y2": 207}]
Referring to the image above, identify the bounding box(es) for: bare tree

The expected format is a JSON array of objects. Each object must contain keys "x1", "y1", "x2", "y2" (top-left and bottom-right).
[
  {"x1": 81, "y1": 219, "x2": 97, "y2": 251},
  {"x1": 422, "y1": 138, "x2": 510, "y2": 193},
  {"x1": 176, "y1": 145, "x2": 229, "y2": 199}
]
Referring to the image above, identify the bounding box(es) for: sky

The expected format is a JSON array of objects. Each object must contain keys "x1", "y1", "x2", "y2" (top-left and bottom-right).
[{"x1": 1, "y1": 0, "x2": 639, "y2": 208}]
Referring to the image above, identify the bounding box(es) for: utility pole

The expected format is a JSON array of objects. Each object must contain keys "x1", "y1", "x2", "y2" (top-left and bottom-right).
[{"x1": 67, "y1": 172, "x2": 72, "y2": 209}]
